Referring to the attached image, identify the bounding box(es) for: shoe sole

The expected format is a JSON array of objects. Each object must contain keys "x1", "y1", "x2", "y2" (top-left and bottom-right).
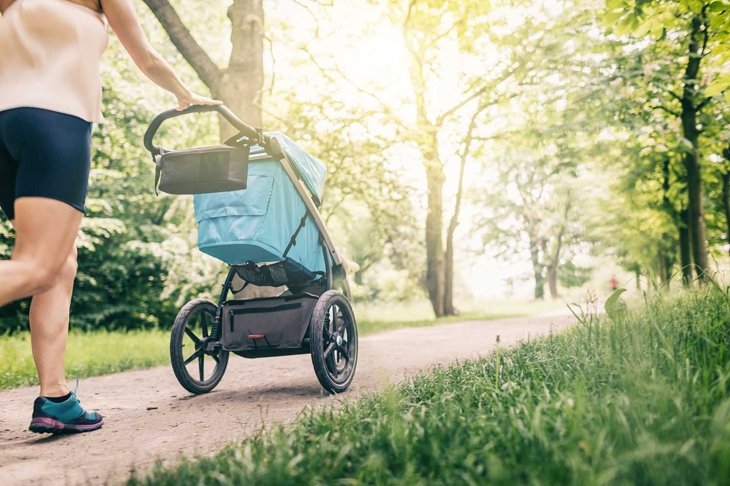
[{"x1": 29, "y1": 416, "x2": 104, "y2": 434}]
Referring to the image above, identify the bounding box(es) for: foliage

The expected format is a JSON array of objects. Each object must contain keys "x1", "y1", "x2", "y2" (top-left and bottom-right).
[
  {"x1": 596, "y1": 0, "x2": 730, "y2": 283},
  {"x1": 3, "y1": 0, "x2": 730, "y2": 332},
  {"x1": 474, "y1": 91, "x2": 600, "y2": 299},
  {"x1": 268, "y1": 88, "x2": 424, "y2": 301},
  {"x1": 129, "y1": 288, "x2": 730, "y2": 485}
]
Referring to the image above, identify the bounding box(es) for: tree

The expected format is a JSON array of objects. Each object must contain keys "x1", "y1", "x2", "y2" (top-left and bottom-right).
[
  {"x1": 376, "y1": 0, "x2": 545, "y2": 315},
  {"x1": 142, "y1": 0, "x2": 264, "y2": 131},
  {"x1": 475, "y1": 132, "x2": 591, "y2": 300},
  {"x1": 604, "y1": 0, "x2": 730, "y2": 280}
]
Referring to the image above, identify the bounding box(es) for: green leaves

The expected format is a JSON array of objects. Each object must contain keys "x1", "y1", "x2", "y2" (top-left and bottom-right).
[
  {"x1": 708, "y1": 0, "x2": 730, "y2": 11},
  {"x1": 705, "y1": 72, "x2": 730, "y2": 99},
  {"x1": 605, "y1": 288, "x2": 628, "y2": 322}
]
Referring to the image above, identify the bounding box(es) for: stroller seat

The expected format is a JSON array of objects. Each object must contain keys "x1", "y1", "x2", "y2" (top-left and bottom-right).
[{"x1": 194, "y1": 134, "x2": 328, "y2": 277}]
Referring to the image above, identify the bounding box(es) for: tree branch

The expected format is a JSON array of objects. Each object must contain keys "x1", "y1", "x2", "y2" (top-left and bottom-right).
[
  {"x1": 436, "y1": 61, "x2": 519, "y2": 126},
  {"x1": 652, "y1": 103, "x2": 681, "y2": 117},
  {"x1": 446, "y1": 102, "x2": 488, "y2": 242},
  {"x1": 696, "y1": 95, "x2": 712, "y2": 112},
  {"x1": 142, "y1": 0, "x2": 222, "y2": 92},
  {"x1": 299, "y1": 45, "x2": 413, "y2": 134}
]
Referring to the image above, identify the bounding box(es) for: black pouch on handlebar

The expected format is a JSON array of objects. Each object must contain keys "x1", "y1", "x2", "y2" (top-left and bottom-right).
[{"x1": 155, "y1": 145, "x2": 250, "y2": 195}]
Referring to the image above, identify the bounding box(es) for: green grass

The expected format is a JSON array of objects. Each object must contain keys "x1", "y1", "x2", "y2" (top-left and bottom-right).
[
  {"x1": 0, "y1": 329, "x2": 169, "y2": 390},
  {"x1": 129, "y1": 289, "x2": 730, "y2": 485},
  {"x1": 0, "y1": 299, "x2": 552, "y2": 390}
]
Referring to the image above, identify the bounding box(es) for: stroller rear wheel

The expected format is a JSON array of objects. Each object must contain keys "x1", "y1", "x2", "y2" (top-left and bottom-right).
[
  {"x1": 170, "y1": 299, "x2": 229, "y2": 394},
  {"x1": 310, "y1": 290, "x2": 358, "y2": 393}
]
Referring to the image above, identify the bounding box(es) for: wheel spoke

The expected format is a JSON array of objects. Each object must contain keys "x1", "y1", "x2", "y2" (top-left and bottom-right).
[
  {"x1": 200, "y1": 313, "x2": 209, "y2": 338},
  {"x1": 338, "y1": 346, "x2": 350, "y2": 362},
  {"x1": 336, "y1": 310, "x2": 346, "y2": 333},
  {"x1": 184, "y1": 347, "x2": 203, "y2": 365},
  {"x1": 185, "y1": 328, "x2": 201, "y2": 345},
  {"x1": 198, "y1": 354, "x2": 205, "y2": 381},
  {"x1": 327, "y1": 353, "x2": 338, "y2": 376},
  {"x1": 324, "y1": 342, "x2": 336, "y2": 358},
  {"x1": 323, "y1": 312, "x2": 331, "y2": 338}
]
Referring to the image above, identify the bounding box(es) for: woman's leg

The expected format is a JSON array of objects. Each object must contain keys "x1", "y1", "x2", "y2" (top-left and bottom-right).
[
  {"x1": 0, "y1": 198, "x2": 82, "y2": 307},
  {"x1": 28, "y1": 245, "x2": 78, "y2": 397},
  {"x1": 1, "y1": 198, "x2": 82, "y2": 398},
  {"x1": 1, "y1": 196, "x2": 82, "y2": 398}
]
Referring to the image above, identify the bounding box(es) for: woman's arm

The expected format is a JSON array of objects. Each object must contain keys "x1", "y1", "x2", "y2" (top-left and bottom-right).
[
  {"x1": 101, "y1": 0, "x2": 220, "y2": 110},
  {"x1": 0, "y1": 0, "x2": 15, "y2": 14}
]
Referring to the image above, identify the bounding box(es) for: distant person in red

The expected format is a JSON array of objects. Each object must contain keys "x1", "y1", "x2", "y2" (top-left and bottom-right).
[{"x1": 609, "y1": 275, "x2": 619, "y2": 291}]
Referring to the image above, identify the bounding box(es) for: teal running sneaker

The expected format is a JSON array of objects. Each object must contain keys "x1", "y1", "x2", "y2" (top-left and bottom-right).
[{"x1": 29, "y1": 392, "x2": 103, "y2": 434}]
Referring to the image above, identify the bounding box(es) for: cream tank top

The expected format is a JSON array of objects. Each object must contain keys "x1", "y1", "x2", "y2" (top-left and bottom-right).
[{"x1": 0, "y1": 0, "x2": 108, "y2": 122}]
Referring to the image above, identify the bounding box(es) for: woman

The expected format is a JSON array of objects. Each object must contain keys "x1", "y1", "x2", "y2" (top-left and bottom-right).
[{"x1": 0, "y1": 0, "x2": 220, "y2": 434}]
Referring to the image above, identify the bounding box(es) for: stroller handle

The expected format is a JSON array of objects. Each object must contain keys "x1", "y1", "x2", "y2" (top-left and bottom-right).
[{"x1": 143, "y1": 105, "x2": 262, "y2": 155}]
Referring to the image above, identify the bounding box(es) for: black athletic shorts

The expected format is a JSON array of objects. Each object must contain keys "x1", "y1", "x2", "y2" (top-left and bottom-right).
[{"x1": 0, "y1": 107, "x2": 92, "y2": 221}]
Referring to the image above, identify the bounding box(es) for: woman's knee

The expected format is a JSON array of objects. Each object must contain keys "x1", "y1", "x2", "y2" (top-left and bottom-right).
[
  {"x1": 17, "y1": 248, "x2": 78, "y2": 294},
  {"x1": 60, "y1": 248, "x2": 78, "y2": 282}
]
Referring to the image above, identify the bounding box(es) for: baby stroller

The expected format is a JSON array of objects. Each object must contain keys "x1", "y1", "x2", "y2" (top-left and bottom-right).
[{"x1": 144, "y1": 105, "x2": 357, "y2": 395}]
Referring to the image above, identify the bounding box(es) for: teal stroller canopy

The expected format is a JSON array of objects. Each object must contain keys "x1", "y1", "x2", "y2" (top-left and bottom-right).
[
  {"x1": 260, "y1": 133, "x2": 327, "y2": 205},
  {"x1": 194, "y1": 133, "x2": 328, "y2": 275}
]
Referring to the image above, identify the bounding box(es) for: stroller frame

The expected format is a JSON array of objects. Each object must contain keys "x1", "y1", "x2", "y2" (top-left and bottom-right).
[{"x1": 144, "y1": 105, "x2": 358, "y2": 395}]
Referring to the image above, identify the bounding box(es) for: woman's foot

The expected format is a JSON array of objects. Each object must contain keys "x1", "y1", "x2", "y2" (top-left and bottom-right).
[{"x1": 29, "y1": 393, "x2": 103, "y2": 434}]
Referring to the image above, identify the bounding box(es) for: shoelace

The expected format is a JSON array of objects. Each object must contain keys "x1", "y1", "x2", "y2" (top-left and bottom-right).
[{"x1": 68, "y1": 377, "x2": 81, "y2": 404}]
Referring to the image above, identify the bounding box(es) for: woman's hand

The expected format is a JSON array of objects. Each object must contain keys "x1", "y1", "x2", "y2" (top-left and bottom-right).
[
  {"x1": 175, "y1": 92, "x2": 223, "y2": 111},
  {"x1": 103, "y1": 0, "x2": 223, "y2": 110}
]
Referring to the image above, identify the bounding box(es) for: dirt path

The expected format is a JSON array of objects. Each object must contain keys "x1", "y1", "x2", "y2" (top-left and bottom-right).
[{"x1": 0, "y1": 313, "x2": 573, "y2": 485}]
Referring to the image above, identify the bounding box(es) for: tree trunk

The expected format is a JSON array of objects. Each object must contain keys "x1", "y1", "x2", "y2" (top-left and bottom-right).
[
  {"x1": 658, "y1": 244, "x2": 674, "y2": 286},
  {"x1": 544, "y1": 203, "x2": 567, "y2": 300},
  {"x1": 218, "y1": 0, "x2": 264, "y2": 137},
  {"x1": 443, "y1": 234, "x2": 455, "y2": 315},
  {"x1": 404, "y1": 17, "x2": 447, "y2": 317},
  {"x1": 659, "y1": 158, "x2": 677, "y2": 286},
  {"x1": 546, "y1": 265, "x2": 559, "y2": 299},
  {"x1": 443, "y1": 112, "x2": 479, "y2": 316},
  {"x1": 529, "y1": 238, "x2": 544, "y2": 300},
  {"x1": 425, "y1": 164, "x2": 445, "y2": 316},
  {"x1": 679, "y1": 208, "x2": 693, "y2": 286},
  {"x1": 142, "y1": 0, "x2": 264, "y2": 140},
  {"x1": 722, "y1": 147, "x2": 730, "y2": 255},
  {"x1": 681, "y1": 13, "x2": 709, "y2": 281}
]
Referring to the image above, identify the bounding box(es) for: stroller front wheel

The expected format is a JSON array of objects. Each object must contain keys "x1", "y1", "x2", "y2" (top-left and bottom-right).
[
  {"x1": 310, "y1": 290, "x2": 358, "y2": 394},
  {"x1": 170, "y1": 298, "x2": 229, "y2": 394}
]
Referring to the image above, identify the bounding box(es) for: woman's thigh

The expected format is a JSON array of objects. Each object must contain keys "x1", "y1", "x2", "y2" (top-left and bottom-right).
[
  {"x1": 0, "y1": 107, "x2": 92, "y2": 221},
  {"x1": 12, "y1": 197, "x2": 82, "y2": 272}
]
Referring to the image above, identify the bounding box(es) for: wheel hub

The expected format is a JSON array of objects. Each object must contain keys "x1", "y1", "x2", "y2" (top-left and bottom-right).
[{"x1": 335, "y1": 334, "x2": 344, "y2": 347}]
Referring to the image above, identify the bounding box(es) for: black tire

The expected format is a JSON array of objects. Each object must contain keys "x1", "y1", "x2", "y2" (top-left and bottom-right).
[
  {"x1": 170, "y1": 299, "x2": 229, "y2": 394},
  {"x1": 310, "y1": 290, "x2": 358, "y2": 393}
]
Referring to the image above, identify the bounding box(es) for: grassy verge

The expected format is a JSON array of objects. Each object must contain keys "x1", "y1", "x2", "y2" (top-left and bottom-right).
[
  {"x1": 0, "y1": 329, "x2": 169, "y2": 390},
  {"x1": 130, "y1": 289, "x2": 730, "y2": 485},
  {"x1": 1, "y1": 299, "x2": 551, "y2": 390}
]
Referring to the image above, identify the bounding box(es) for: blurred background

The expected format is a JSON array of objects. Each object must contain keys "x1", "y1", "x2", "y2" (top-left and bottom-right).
[{"x1": 1, "y1": 0, "x2": 728, "y2": 333}]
